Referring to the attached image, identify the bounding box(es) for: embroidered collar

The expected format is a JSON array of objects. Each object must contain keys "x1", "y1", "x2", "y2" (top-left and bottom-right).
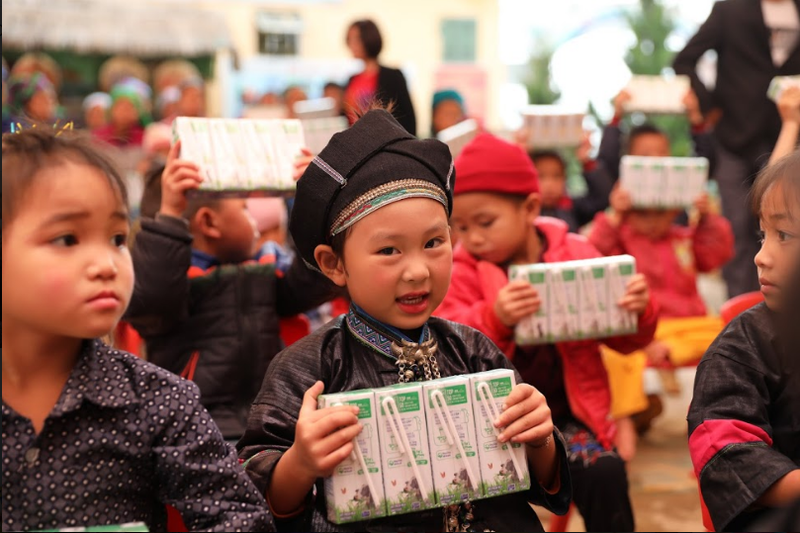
[{"x1": 345, "y1": 304, "x2": 431, "y2": 361}]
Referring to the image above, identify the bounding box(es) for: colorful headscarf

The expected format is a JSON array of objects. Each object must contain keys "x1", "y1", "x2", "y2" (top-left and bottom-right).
[
  {"x1": 110, "y1": 81, "x2": 152, "y2": 127},
  {"x1": 82, "y1": 91, "x2": 112, "y2": 112},
  {"x1": 8, "y1": 72, "x2": 55, "y2": 116}
]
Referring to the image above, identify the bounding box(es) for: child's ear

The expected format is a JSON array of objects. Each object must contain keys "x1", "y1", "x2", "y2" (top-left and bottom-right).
[
  {"x1": 314, "y1": 244, "x2": 347, "y2": 287},
  {"x1": 195, "y1": 207, "x2": 222, "y2": 239},
  {"x1": 523, "y1": 193, "x2": 541, "y2": 224}
]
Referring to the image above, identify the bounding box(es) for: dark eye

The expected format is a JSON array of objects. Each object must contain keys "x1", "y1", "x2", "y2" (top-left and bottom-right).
[
  {"x1": 778, "y1": 231, "x2": 795, "y2": 242},
  {"x1": 425, "y1": 238, "x2": 444, "y2": 249},
  {"x1": 757, "y1": 230, "x2": 766, "y2": 244},
  {"x1": 52, "y1": 235, "x2": 78, "y2": 247},
  {"x1": 112, "y1": 234, "x2": 129, "y2": 248},
  {"x1": 479, "y1": 220, "x2": 494, "y2": 228},
  {"x1": 377, "y1": 247, "x2": 397, "y2": 256}
]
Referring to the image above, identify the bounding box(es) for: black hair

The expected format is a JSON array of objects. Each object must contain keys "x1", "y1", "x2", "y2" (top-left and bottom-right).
[
  {"x1": 324, "y1": 82, "x2": 344, "y2": 92},
  {"x1": 2, "y1": 128, "x2": 128, "y2": 228},
  {"x1": 751, "y1": 149, "x2": 800, "y2": 220},
  {"x1": 626, "y1": 123, "x2": 668, "y2": 154},
  {"x1": 348, "y1": 20, "x2": 383, "y2": 59},
  {"x1": 529, "y1": 149, "x2": 567, "y2": 175}
]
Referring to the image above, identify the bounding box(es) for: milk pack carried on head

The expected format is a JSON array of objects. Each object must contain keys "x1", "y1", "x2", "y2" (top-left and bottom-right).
[
  {"x1": 624, "y1": 75, "x2": 690, "y2": 114},
  {"x1": 548, "y1": 265, "x2": 580, "y2": 342},
  {"x1": 375, "y1": 383, "x2": 436, "y2": 515},
  {"x1": 173, "y1": 117, "x2": 216, "y2": 186},
  {"x1": 509, "y1": 264, "x2": 551, "y2": 345},
  {"x1": 521, "y1": 105, "x2": 585, "y2": 148},
  {"x1": 422, "y1": 377, "x2": 481, "y2": 505},
  {"x1": 469, "y1": 370, "x2": 530, "y2": 498},
  {"x1": 576, "y1": 259, "x2": 611, "y2": 339},
  {"x1": 436, "y1": 119, "x2": 479, "y2": 158},
  {"x1": 318, "y1": 390, "x2": 386, "y2": 524},
  {"x1": 605, "y1": 255, "x2": 638, "y2": 335}
]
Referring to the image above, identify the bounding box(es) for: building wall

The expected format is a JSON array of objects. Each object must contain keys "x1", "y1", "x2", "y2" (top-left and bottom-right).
[{"x1": 200, "y1": 0, "x2": 504, "y2": 135}]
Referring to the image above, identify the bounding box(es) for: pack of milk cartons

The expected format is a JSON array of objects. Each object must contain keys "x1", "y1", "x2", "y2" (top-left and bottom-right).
[
  {"x1": 318, "y1": 390, "x2": 386, "y2": 524},
  {"x1": 172, "y1": 117, "x2": 303, "y2": 197},
  {"x1": 623, "y1": 75, "x2": 691, "y2": 114},
  {"x1": 437, "y1": 119, "x2": 479, "y2": 157},
  {"x1": 509, "y1": 255, "x2": 638, "y2": 345},
  {"x1": 422, "y1": 376, "x2": 482, "y2": 505},
  {"x1": 520, "y1": 106, "x2": 584, "y2": 148},
  {"x1": 300, "y1": 116, "x2": 349, "y2": 155},
  {"x1": 375, "y1": 383, "x2": 436, "y2": 516},
  {"x1": 767, "y1": 75, "x2": 800, "y2": 102},
  {"x1": 469, "y1": 370, "x2": 531, "y2": 498},
  {"x1": 620, "y1": 156, "x2": 708, "y2": 208}
]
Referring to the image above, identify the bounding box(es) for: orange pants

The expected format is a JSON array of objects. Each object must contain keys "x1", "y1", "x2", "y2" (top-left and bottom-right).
[{"x1": 602, "y1": 316, "x2": 724, "y2": 419}]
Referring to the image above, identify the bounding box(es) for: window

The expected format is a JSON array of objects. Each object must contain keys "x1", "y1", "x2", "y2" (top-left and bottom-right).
[
  {"x1": 257, "y1": 12, "x2": 302, "y2": 56},
  {"x1": 441, "y1": 19, "x2": 477, "y2": 63}
]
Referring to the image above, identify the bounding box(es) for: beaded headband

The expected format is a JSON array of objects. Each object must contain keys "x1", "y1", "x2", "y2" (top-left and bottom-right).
[{"x1": 330, "y1": 178, "x2": 448, "y2": 237}]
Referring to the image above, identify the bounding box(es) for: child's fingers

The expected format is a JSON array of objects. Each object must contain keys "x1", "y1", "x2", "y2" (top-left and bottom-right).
[
  {"x1": 298, "y1": 381, "x2": 325, "y2": 419},
  {"x1": 496, "y1": 384, "x2": 535, "y2": 415},
  {"x1": 504, "y1": 280, "x2": 537, "y2": 292},
  {"x1": 309, "y1": 409, "x2": 360, "y2": 439},
  {"x1": 318, "y1": 440, "x2": 356, "y2": 476},
  {"x1": 510, "y1": 424, "x2": 554, "y2": 445},
  {"x1": 316, "y1": 422, "x2": 363, "y2": 458},
  {"x1": 165, "y1": 160, "x2": 201, "y2": 177},
  {"x1": 167, "y1": 141, "x2": 181, "y2": 163},
  {"x1": 500, "y1": 405, "x2": 552, "y2": 444}
]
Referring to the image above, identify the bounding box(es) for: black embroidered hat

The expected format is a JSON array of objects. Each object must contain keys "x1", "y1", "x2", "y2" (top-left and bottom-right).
[{"x1": 290, "y1": 109, "x2": 454, "y2": 270}]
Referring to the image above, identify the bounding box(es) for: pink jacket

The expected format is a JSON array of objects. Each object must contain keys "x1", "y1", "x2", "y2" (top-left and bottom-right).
[
  {"x1": 588, "y1": 212, "x2": 734, "y2": 319},
  {"x1": 436, "y1": 217, "x2": 658, "y2": 448}
]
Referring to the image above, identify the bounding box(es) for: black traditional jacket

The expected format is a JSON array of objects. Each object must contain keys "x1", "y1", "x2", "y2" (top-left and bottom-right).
[
  {"x1": 688, "y1": 303, "x2": 800, "y2": 532},
  {"x1": 238, "y1": 307, "x2": 572, "y2": 532}
]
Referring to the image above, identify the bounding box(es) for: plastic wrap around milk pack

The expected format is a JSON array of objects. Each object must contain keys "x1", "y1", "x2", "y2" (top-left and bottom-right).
[
  {"x1": 620, "y1": 156, "x2": 708, "y2": 208},
  {"x1": 469, "y1": 370, "x2": 530, "y2": 498},
  {"x1": 375, "y1": 383, "x2": 436, "y2": 515},
  {"x1": 605, "y1": 255, "x2": 638, "y2": 336},
  {"x1": 318, "y1": 390, "x2": 386, "y2": 524},
  {"x1": 172, "y1": 116, "x2": 302, "y2": 197},
  {"x1": 548, "y1": 265, "x2": 580, "y2": 343},
  {"x1": 422, "y1": 377, "x2": 481, "y2": 505}
]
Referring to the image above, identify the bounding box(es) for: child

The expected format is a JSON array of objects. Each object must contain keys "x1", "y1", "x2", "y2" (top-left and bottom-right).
[
  {"x1": 92, "y1": 80, "x2": 150, "y2": 148},
  {"x1": 8, "y1": 72, "x2": 58, "y2": 126},
  {"x1": 177, "y1": 76, "x2": 206, "y2": 118},
  {"x1": 124, "y1": 143, "x2": 336, "y2": 441},
  {"x1": 238, "y1": 109, "x2": 572, "y2": 532},
  {"x1": 82, "y1": 91, "x2": 111, "y2": 132},
  {"x1": 431, "y1": 89, "x2": 466, "y2": 137},
  {"x1": 1, "y1": 129, "x2": 273, "y2": 532},
  {"x1": 529, "y1": 136, "x2": 614, "y2": 233},
  {"x1": 589, "y1": 174, "x2": 734, "y2": 458},
  {"x1": 436, "y1": 132, "x2": 657, "y2": 532},
  {"x1": 688, "y1": 151, "x2": 800, "y2": 532},
  {"x1": 598, "y1": 88, "x2": 716, "y2": 182},
  {"x1": 323, "y1": 81, "x2": 346, "y2": 117}
]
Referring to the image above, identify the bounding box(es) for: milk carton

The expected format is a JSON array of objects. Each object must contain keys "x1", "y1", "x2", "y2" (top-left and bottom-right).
[
  {"x1": 509, "y1": 264, "x2": 550, "y2": 345},
  {"x1": 375, "y1": 383, "x2": 436, "y2": 515},
  {"x1": 620, "y1": 156, "x2": 646, "y2": 205},
  {"x1": 688, "y1": 157, "x2": 709, "y2": 204},
  {"x1": 173, "y1": 117, "x2": 216, "y2": 188},
  {"x1": 436, "y1": 119, "x2": 479, "y2": 157},
  {"x1": 422, "y1": 377, "x2": 481, "y2": 505},
  {"x1": 577, "y1": 260, "x2": 610, "y2": 339},
  {"x1": 208, "y1": 119, "x2": 242, "y2": 190},
  {"x1": 644, "y1": 158, "x2": 666, "y2": 207},
  {"x1": 548, "y1": 264, "x2": 580, "y2": 342},
  {"x1": 605, "y1": 255, "x2": 638, "y2": 335},
  {"x1": 274, "y1": 119, "x2": 305, "y2": 189},
  {"x1": 665, "y1": 157, "x2": 689, "y2": 207},
  {"x1": 469, "y1": 370, "x2": 530, "y2": 499},
  {"x1": 767, "y1": 75, "x2": 800, "y2": 102},
  {"x1": 319, "y1": 390, "x2": 386, "y2": 524}
]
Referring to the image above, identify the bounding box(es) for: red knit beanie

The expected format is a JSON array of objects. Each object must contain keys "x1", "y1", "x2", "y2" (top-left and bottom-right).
[{"x1": 453, "y1": 132, "x2": 539, "y2": 196}]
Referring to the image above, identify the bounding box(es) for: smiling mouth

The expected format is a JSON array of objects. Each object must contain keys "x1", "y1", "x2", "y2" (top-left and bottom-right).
[{"x1": 397, "y1": 294, "x2": 427, "y2": 305}]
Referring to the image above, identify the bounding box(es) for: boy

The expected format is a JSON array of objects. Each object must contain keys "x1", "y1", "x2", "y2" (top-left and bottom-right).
[
  {"x1": 529, "y1": 135, "x2": 613, "y2": 233},
  {"x1": 437, "y1": 132, "x2": 657, "y2": 532},
  {"x1": 124, "y1": 142, "x2": 336, "y2": 440}
]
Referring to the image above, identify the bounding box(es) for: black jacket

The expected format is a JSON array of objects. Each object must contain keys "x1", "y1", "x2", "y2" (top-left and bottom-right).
[
  {"x1": 238, "y1": 311, "x2": 572, "y2": 532},
  {"x1": 673, "y1": 0, "x2": 800, "y2": 164},
  {"x1": 349, "y1": 66, "x2": 417, "y2": 136},
  {"x1": 688, "y1": 303, "x2": 800, "y2": 532},
  {"x1": 124, "y1": 214, "x2": 336, "y2": 439}
]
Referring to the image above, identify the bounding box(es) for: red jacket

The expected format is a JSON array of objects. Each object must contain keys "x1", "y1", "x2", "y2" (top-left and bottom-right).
[
  {"x1": 436, "y1": 217, "x2": 658, "y2": 448},
  {"x1": 588, "y1": 212, "x2": 734, "y2": 319}
]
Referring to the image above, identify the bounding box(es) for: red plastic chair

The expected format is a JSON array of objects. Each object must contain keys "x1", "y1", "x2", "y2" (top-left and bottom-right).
[{"x1": 720, "y1": 291, "x2": 764, "y2": 325}]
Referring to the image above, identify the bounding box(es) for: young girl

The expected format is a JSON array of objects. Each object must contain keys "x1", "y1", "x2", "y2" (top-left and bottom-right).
[
  {"x1": 688, "y1": 150, "x2": 800, "y2": 532},
  {"x1": 237, "y1": 109, "x2": 572, "y2": 532},
  {"x1": 2, "y1": 129, "x2": 273, "y2": 532}
]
